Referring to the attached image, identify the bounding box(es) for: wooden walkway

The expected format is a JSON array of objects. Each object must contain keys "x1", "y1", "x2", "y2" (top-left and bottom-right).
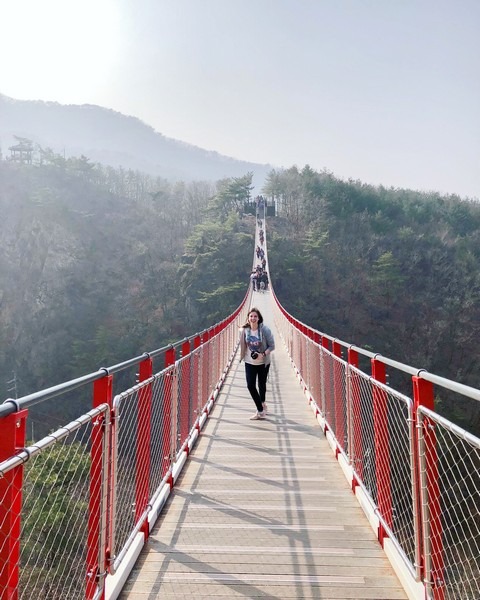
[{"x1": 119, "y1": 294, "x2": 407, "y2": 599}]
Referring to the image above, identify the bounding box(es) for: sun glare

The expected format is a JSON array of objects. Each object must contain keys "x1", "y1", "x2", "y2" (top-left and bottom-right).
[{"x1": 0, "y1": 0, "x2": 120, "y2": 102}]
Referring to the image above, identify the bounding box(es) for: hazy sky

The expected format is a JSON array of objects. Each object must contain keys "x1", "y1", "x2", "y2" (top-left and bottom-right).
[{"x1": 1, "y1": 0, "x2": 479, "y2": 198}]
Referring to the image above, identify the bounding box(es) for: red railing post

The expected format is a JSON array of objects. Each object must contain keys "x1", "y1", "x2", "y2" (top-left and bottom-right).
[
  {"x1": 0, "y1": 407, "x2": 28, "y2": 600},
  {"x1": 135, "y1": 356, "x2": 153, "y2": 539},
  {"x1": 371, "y1": 358, "x2": 392, "y2": 546},
  {"x1": 86, "y1": 375, "x2": 112, "y2": 600},
  {"x1": 413, "y1": 376, "x2": 444, "y2": 599}
]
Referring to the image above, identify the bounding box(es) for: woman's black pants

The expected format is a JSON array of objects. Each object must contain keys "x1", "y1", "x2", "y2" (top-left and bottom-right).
[{"x1": 245, "y1": 363, "x2": 268, "y2": 412}]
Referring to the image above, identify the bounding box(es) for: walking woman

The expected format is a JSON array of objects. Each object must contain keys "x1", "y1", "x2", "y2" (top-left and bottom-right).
[{"x1": 239, "y1": 307, "x2": 275, "y2": 420}]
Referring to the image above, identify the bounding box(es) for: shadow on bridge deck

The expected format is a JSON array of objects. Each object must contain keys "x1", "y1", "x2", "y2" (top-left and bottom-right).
[{"x1": 119, "y1": 292, "x2": 407, "y2": 599}]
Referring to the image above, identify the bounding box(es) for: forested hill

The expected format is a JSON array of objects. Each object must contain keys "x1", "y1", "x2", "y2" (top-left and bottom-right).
[
  {"x1": 0, "y1": 159, "x2": 252, "y2": 405},
  {"x1": 1, "y1": 159, "x2": 480, "y2": 433},
  {"x1": 0, "y1": 93, "x2": 272, "y2": 186},
  {"x1": 265, "y1": 166, "x2": 480, "y2": 430}
]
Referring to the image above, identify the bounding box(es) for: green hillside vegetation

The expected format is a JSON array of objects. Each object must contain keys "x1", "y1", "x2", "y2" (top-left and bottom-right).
[
  {"x1": 265, "y1": 166, "x2": 480, "y2": 431},
  {"x1": 0, "y1": 158, "x2": 251, "y2": 408},
  {"x1": 1, "y1": 158, "x2": 479, "y2": 433}
]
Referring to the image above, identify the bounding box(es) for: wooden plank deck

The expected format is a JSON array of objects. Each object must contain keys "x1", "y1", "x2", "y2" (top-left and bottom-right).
[{"x1": 119, "y1": 294, "x2": 407, "y2": 599}]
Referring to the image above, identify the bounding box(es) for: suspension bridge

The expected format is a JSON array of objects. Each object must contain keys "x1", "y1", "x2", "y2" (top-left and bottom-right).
[{"x1": 1, "y1": 207, "x2": 479, "y2": 600}]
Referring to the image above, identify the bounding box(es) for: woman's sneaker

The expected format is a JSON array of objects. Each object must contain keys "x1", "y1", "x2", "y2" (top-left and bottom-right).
[
  {"x1": 250, "y1": 411, "x2": 265, "y2": 420},
  {"x1": 262, "y1": 402, "x2": 268, "y2": 414}
]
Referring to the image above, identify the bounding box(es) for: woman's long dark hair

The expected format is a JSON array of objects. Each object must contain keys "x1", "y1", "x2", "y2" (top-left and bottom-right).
[{"x1": 242, "y1": 307, "x2": 264, "y2": 328}]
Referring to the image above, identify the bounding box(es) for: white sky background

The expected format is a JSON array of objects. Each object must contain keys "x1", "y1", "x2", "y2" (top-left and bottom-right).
[{"x1": 0, "y1": 0, "x2": 479, "y2": 198}]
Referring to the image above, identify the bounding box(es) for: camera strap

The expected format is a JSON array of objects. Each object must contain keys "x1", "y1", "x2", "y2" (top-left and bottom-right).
[{"x1": 246, "y1": 326, "x2": 262, "y2": 351}]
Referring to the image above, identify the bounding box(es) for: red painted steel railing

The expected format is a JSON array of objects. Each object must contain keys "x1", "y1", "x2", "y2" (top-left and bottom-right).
[
  {"x1": 0, "y1": 297, "x2": 250, "y2": 600},
  {"x1": 1, "y1": 200, "x2": 479, "y2": 600},
  {"x1": 271, "y1": 288, "x2": 480, "y2": 600}
]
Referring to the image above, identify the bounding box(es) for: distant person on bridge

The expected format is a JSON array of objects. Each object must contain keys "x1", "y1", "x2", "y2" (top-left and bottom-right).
[
  {"x1": 239, "y1": 308, "x2": 275, "y2": 420},
  {"x1": 260, "y1": 270, "x2": 269, "y2": 291},
  {"x1": 250, "y1": 271, "x2": 258, "y2": 292}
]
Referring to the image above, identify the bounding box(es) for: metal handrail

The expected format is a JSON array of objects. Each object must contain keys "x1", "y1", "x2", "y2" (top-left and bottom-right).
[
  {"x1": 0, "y1": 306, "x2": 250, "y2": 420},
  {"x1": 272, "y1": 288, "x2": 480, "y2": 404}
]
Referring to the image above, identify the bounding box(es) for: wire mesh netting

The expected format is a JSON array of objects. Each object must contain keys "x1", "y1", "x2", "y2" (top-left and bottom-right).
[
  {"x1": 112, "y1": 369, "x2": 176, "y2": 567},
  {"x1": 0, "y1": 405, "x2": 109, "y2": 600},
  {"x1": 354, "y1": 371, "x2": 377, "y2": 502},
  {"x1": 109, "y1": 322, "x2": 241, "y2": 572},
  {"x1": 112, "y1": 384, "x2": 143, "y2": 563},
  {"x1": 272, "y1": 296, "x2": 480, "y2": 597},
  {"x1": 386, "y1": 387, "x2": 415, "y2": 568},
  {"x1": 322, "y1": 351, "x2": 336, "y2": 433},
  {"x1": 334, "y1": 356, "x2": 348, "y2": 455},
  {"x1": 350, "y1": 368, "x2": 416, "y2": 571},
  {"x1": 0, "y1": 302, "x2": 248, "y2": 598},
  {"x1": 149, "y1": 370, "x2": 174, "y2": 497},
  {"x1": 306, "y1": 342, "x2": 321, "y2": 408},
  {"x1": 177, "y1": 354, "x2": 193, "y2": 456},
  {"x1": 419, "y1": 408, "x2": 480, "y2": 600}
]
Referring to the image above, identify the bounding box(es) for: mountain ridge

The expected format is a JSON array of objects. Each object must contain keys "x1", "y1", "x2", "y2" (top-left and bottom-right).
[{"x1": 0, "y1": 93, "x2": 273, "y2": 186}]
